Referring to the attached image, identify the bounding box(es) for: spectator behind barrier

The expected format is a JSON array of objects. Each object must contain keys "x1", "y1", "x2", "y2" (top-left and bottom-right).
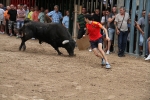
[
  {"x1": 46, "y1": 5, "x2": 62, "y2": 23},
  {"x1": 62, "y1": 10, "x2": 69, "y2": 30}
]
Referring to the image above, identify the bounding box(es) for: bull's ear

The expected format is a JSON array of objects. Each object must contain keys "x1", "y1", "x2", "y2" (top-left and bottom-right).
[{"x1": 62, "y1": 40, "x2": 69, "y2": 44}]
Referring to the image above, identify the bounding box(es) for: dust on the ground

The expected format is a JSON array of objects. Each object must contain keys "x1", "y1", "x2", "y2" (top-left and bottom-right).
[{"x1": 0, "y1": 34, "x2": 150, "y2": 100}]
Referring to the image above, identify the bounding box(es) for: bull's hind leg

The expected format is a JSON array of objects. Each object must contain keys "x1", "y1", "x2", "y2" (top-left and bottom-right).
[
  {"x1": 19, "y1": 38, "x2": 26, "y2": 51},
  {"x1": 19, "y1": 41, "x2": 24, "y2": 51},
  {"x1": 22, "y1": 44, "x2": 26, "y2": 51}
]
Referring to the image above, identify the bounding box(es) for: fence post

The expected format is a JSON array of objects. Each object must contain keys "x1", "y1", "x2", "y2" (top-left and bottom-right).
[
  {"x1": 143, "y1": 0, "x2": 150, "y2": 56},
  {"x1": 73, "y1": 0, "x2": 78, "y2": 40},
  {"x1": 135, "y1": 0, "x2": 143, "y2": 55},
  {"x1": 129, "y1": 0, "x2": 136, "y2": 54},
  {"x1": 125, "y1": 0, "x2": 130, "y2": 13},
  {"x1": 69, "y1": 0, "x2": 74, "y2": 35}
]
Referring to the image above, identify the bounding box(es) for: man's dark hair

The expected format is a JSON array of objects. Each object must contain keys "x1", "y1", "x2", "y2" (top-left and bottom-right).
[
  {"x1": 20, "y1": 4, "x2": 24, "y2": 6},
  {"x1": 82, "y1": 7, "x2": 86, "y2": 9},
  {"x1": 95, "y1": 8, "x2": 99, "y2": 10},
  {"x1": 84, "y1": 14, "x2": 92, "y2": 20},
  {"x1": 105, "y1": 8, "x2": 110, "y2": 12}
]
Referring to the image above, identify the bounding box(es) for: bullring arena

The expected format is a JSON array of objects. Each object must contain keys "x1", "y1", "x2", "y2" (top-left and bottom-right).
[{"x1": 0, "y1": 34, "x2": 150, "y2": 100}]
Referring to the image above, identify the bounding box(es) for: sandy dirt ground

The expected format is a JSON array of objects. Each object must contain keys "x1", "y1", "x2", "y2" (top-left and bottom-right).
[{"x1": 0, "y1": 34, "x2": 150, "y2": 100}]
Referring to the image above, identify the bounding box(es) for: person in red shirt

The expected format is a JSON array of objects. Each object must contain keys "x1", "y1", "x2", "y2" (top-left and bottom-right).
[
  {"x1": 32, "y1": 6, "x2": 39, "y2": 22},
  {"x1": 83, "y1": 14, "x2": 111, "y2": 69}
]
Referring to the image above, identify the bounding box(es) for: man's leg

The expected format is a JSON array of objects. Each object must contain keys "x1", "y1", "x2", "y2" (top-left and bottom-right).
[
  {"x1": 118, "y1": 31, "x2": 123, "y2": 56},
  {"x1": 121, "y1": 31, "x2": 128, "y2": 55},
  {"x1": 107, "y1": 28, "x2": 115, "y2": 54},
  {"x1": 145, "y1": 39, "x2": 149, "y2": 56},
  {"x1": 148, "y1": 41, "x2": 150, "y2": 54},
  {"x1": 98, "y1": 43, "x2": 111, "y2": 68},
  {"x1": 139, "y1": 34, "x2": 143, "y2": 55},
  {"x1": 92, "y1": 48, "x2": 103, "y2": 58},
  {"x1": 98, "y1": 43, "x2": 108, "y2": 62},
  {"x1": 145, "y1": 40, "x2": 150, "y2": 60},
  {"x1": 77, "y1": 28, "x2": 85, "y2": 39},
  {"x1": 8, "y1": 21, "x2": 13, "y2": 36},
  {"x1": 0, "y1": 21, "x2": 4, "y2": 34},
  {"x1": 6, "y1": 20, "x2": 9, "y2": 35}
]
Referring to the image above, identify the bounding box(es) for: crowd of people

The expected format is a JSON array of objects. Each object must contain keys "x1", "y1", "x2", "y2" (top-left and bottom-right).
[
  {"x1": 0, "y1": 3, "x2": 69, "y2": 38},
  {"x1": 77, "y1": 6, "x2": 150, "y2": 61},
  {"x1": 0, "y1": 2, "x2": 150, "y2": 62}
]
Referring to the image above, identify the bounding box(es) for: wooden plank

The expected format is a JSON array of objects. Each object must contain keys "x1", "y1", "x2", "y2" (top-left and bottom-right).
[{"x1": 76, "y1": 35, "x2": 90, "y2": 50}]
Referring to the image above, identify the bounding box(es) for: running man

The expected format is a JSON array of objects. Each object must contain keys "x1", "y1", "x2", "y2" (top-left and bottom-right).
[{"x1": 83, "y1": 14, "x2": 111, "y2": 69}]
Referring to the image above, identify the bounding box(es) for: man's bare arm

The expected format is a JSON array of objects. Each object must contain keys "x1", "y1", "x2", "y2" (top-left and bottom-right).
[
  {"x1": 135, "y1": 21, "x2": 144, "y2": 35},
  {"x1": 114, "y1": 21, "x2": 120, "y2": 35},
  {"x1": 108, "y1": 16, "x2": 115, "y2": 23},
  {"x1": 46, "y1": 14, "x2": 52, "y2": 21}
]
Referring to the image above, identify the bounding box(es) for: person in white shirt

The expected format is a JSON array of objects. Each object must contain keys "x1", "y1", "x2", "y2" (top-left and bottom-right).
[{"x1": 0, "y1": 3, "x2": 4, "y2": 34}]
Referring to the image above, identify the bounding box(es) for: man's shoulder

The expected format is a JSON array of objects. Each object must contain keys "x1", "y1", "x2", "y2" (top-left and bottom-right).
[
  {"x1": 9, "y1": 9, "x2": 16, "y2": 13},
  {"x1": 125, "y1": 12, "x2": 129, "y2": 17},
  {"x1": 50, "y1": 10, "x2": 55, "y2": 13},
  {"x1": 0, "y1": 8, "x2": 4, "y2": 12},
  {"x1": 78, "y1": 14, "x2": 84, "y2": 17},
  {"x1": 140, "y1": 17, "x2": 144, "y2": 20},
  {"x1": 93, "y1": 14, "x2": 97, "y2": 16},
  {"x1": 64, "y1": 16, "x2": 68, "y2": 18},
  {"x1": 92, "y1": 21, "x2": 100, "y2": 25},
  {"x1": 93, "y1": 21, "x2": 98, "y2": 23},
  {"x1": 116, "y1": 13, "x2": 120, "y2": 17},
  {"x1": 58, "y1": 11, "x2": 62, "y2": 14}
]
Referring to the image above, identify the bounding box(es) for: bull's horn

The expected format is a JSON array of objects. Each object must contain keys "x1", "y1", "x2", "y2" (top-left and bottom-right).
[{"x1": 62, "y1": 40, "x2": 69, "y2": 44}]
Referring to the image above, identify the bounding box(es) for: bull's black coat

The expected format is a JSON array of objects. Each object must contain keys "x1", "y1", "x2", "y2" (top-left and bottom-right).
[{"x1": 19, "y1": 20, "x2": 75, "y2": 56}]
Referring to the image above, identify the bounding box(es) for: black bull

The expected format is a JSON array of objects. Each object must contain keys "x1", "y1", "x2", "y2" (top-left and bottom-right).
[{"x1": 19, "y1": 20, "x2": 76, "y2": 56}]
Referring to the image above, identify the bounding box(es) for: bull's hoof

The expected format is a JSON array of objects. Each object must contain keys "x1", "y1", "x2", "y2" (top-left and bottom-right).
[
  {"x1": 22, "y1": 45, "x2": 26, "y2": 51},
  {"x1": 39, "y1": 41, "x2": 43, "y2": 44},
  {"x1": 19, "y1": 47, "x2": 21, "y2": 51},
  {"x1": 69, "y1": 54, "x2": 76, "y2": 57},
  {"x1": 58, "y1": 52, "x2": 63, "y2": 55}
]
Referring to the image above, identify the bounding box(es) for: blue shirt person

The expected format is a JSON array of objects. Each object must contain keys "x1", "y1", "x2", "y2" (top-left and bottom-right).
[
  {"x1": 62, "y1": 10, "x2": 69, "y2": 29},
  {"x1": 47, "y1": 5, "x2": 62, "y2": 23}
]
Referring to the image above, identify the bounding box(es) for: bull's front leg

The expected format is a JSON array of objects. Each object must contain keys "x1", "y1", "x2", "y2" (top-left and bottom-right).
[
  {"x1": 56, "y1": 48, "x2": 62, "y2": 55},
  {"x1": 19, "y1": 39, "x2": 24, "y2": 51},
  {"x1": 50, "y1": 42, "x2": 62, "y2": 55},
  {"x1": 19, "y1": 41, "x2": 26, "y2": 51},
  {"x1": 39, "y1": 39, "x2": 43, "y2": 44},
  {"x1": 19, "y1": 38, "x2": 26, "y2": 51}
]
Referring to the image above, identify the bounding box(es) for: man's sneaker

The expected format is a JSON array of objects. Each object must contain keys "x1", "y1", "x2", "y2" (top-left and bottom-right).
[
  {"x1": 144, "y1": 55, "x2": 148, "y2": 58},
  {"x1": 32, "y1": 38, "x2": 35, "y2": 40},
  {"x1": 139, "y1": 51, "x2": 142, "y2": 56},
  {"x1": 1, "y1": 31, "x2": 4, "y2": 34},
  {"x1": 106, "y1": 50, "x2": 110, "y2": 54},
  {"x1": 101, "y1": 58, "x2": 105, "y2": 66},
  {"x1": 16, "y1": 35, "x2": 22, "y2": 38},
  {"x1": 145, "y1": 55, "x2": 150, "y2": 60},
  {"x1": 10, "y1": 34, "x2": 13, "y2": 37},
  {"x1": 89, "y1": 48, "x2": 92, "y2": 52},
  {"x1": 106, "y1": 63, "x2": 111, "y2": 69}
]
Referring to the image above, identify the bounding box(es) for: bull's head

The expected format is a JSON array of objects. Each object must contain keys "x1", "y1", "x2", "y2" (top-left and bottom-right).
[{"x1": 62, "y1": 40, "x2": 76, "y2": 56}]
